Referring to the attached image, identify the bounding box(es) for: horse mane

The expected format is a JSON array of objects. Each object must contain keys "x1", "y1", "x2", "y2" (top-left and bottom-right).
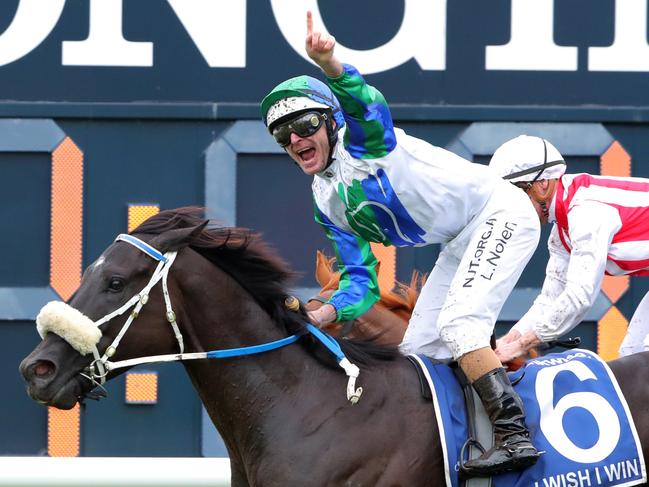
[{"x1": 133, "y1": 207, "x2": 399, "y2": 366}]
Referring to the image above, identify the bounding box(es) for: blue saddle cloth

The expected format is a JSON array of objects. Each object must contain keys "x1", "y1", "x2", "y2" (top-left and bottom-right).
[{"x1": 410, "y1": 349, "x2": 646, "y2": 487}]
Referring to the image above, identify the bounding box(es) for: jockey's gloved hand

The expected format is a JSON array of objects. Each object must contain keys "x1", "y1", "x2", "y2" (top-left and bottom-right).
[
  {"x1": 307, "y1": 303, "x2": 337, "y2": 328},
  {"x1": 495, "y1": 330, "x2": 541, "y2": 364},
  {"x1": 496, "y1": 330, "x2": 521, "y2": 348}
]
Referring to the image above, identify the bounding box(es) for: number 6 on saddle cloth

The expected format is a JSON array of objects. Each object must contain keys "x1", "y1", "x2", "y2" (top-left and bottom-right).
[{"x1": 408, "y1": 350, "x2": 645, "y2": 487}]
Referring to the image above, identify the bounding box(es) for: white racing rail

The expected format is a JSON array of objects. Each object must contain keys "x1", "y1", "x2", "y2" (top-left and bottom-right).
[{"x1": 0, "y1": 457, "x2": 231, "y2": 486}]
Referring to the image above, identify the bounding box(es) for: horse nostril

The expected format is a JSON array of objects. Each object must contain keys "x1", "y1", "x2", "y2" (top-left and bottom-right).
[{"x1": 32, "y1": 360, "x2": 56, "y2": 379}]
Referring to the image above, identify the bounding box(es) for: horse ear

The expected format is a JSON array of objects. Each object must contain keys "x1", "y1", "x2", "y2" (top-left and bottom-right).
[
  {"x1": 151, "y1": 221, "x2": 208, "y2": 253},
  {"x1": 315, "y1": 251, "x2": 331, "y2": 286}
]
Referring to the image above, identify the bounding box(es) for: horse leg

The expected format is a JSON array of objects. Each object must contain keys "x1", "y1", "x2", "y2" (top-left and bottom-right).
[{"x1": 230, "y1": 461, "x2": 250, "y2": 487}]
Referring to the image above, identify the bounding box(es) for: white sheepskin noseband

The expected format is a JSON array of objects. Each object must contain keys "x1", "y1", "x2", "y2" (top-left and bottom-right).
[{"x1": 36, "y1": 301, "x2": 102, "y2": 356}]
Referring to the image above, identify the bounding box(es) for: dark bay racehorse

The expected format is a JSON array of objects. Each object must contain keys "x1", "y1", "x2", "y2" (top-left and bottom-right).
[
  {"x1": 20, "y1": 208, "x2": 438, "y2": 486},
  {"x1": 19, "y1": 208, "x2": 649, "y2": 486}
]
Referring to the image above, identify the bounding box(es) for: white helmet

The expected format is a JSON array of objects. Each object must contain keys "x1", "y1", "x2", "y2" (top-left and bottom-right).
[
  {"x1": 265, "y1": 96, "x2": 330, "y2": 129},
  {"x1": 489, "y1": 135, "x2": 566, "y2": 183}
]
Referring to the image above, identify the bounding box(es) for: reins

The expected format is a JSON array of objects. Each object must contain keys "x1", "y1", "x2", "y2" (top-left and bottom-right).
[{"x1": 77, "y1": 234, "x2": 362, "y2": 404}]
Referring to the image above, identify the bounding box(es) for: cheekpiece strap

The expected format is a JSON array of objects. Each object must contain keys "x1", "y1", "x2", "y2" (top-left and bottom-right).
[{"x1": 116, "y1": 234, "x2": 168, "y2": 263}]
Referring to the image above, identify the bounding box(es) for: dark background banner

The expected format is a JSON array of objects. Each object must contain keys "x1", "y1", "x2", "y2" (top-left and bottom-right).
[
  {"x1": 1, "y1": 0, "x2": 648, "y2": 107},
  {"x1": 1, "y1": 0, "x2": 646, "y2": 458}
]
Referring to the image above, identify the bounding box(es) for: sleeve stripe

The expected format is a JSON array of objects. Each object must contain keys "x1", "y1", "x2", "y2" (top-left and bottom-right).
[
  {"x1": 314, "y1": 203, "x2": 380, "y2": 321},
  {"x1": 327, "y1": 64, "x2": 396, "y2": 159}
]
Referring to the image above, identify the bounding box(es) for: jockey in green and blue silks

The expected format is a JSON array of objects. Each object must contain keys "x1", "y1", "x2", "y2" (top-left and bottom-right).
[
  {"x1": 261, "y1": 64, "x2": 507, "y2": 323},
  {"x1": 262, "y1": 67, "x2": 432, "y2": 320},
  {"x1": 261, "y1": 11, "x2": 542, "y2": 477}
]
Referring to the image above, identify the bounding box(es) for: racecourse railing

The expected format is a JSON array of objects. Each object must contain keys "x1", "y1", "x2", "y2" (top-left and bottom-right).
[{"x1": 0, "y1": 457, "x2": 231, "y2": 486}]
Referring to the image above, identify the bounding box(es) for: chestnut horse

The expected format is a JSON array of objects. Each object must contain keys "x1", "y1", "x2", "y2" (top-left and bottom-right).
[
  {"x1": 19, "y1": 208, "x2": 649, "y2": 486},
  {"x1": 305, "y1": 251, "x2": 422, "y2": 346}
]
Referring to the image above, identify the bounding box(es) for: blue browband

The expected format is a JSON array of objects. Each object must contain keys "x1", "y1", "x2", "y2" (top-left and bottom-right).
[{"x1": 116, "y1": 234, "x2": 168, "y2": 263}]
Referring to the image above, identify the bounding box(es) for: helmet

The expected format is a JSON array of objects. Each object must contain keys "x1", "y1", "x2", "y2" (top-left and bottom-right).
[
  {"x1": 261, "y1": 75, "x2": 345, "y2": 131},
  {"x1": 265, "y1": 96, "x2": 330, "y2": 129},
  {"x1": 489, "y1": 135, "x2": 566, "y2": 183}
]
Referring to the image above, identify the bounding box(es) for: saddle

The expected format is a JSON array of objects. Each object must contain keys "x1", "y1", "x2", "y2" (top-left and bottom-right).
[
  {"x1": 408, "y1": 356, "x2": 494, "y2": 487},
  {"x1": 407, "y1": 345, "x2": 645, "y2": 487},
  {"x1": 407, "y1": 337, "x2": 582, "y2": 487}
]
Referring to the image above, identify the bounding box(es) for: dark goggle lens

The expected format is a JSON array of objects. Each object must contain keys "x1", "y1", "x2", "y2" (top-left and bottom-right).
[{"x1": 272, "y1": 112, "x2": 325, "y2": 147}]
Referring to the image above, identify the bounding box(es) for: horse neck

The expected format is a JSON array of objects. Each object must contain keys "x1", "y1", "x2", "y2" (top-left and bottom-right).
[{"x1": 172, "y1": 253, "x2": 332, "y2": 457}]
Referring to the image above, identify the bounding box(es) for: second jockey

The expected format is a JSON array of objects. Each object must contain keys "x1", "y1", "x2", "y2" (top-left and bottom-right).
[{"x1": 490, "y1": 135, "x2": 649, "y2": 361}]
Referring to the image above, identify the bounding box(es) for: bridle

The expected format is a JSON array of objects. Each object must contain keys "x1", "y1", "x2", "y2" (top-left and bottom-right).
[
  {"x1": 81, "y1": 234, "x2": 181, "y2": 387},
  {"x1": 62, "y1": 233, "x2": 363, "y2": 404}
]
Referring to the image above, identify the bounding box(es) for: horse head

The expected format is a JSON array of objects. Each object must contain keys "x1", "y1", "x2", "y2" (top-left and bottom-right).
[{"x1": 19, "y1": 210, "x2": 217, "y2": 409}]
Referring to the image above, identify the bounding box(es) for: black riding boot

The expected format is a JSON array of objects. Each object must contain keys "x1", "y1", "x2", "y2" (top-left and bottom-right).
[{"x1": 461, "y1": 367, "x2": 540, "y2": 477}]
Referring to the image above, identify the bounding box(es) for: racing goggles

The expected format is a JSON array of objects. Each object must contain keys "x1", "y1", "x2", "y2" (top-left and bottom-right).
[{"x1": 272, "y1": 111, "x2": 327, "y2": 147}]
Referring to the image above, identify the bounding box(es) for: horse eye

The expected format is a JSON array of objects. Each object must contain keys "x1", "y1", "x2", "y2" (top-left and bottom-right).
[{"x1": 107, "y1": 277, "x2": 125, "y2": 293}]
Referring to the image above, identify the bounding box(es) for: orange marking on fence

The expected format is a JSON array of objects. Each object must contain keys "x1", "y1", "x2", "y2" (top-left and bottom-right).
[
  {"x1": 48, "y1": 136, "x2": 83, "y2": 456},
  {"x1": 600, "y1": 140, "x2": 631, "y2": 178},
  {"x1": 50, "y1": 137, "x2": 83, "y2": 301},
  {"x1": 597, "y1": 306, "x2": 628, "y2": 361},
  {"x1": 370, "y1": 243, "x2": 396, "y2": 292},
  {"x1": 597, "y1": 140, "x2": 631, "y2": 357},
  {"x1": 125, "y1": 372, "x2": 159, "y2": 404},
  {"x1": 48, "y1": 405, "x2": 80, "y2": 457},
  {"x1": 128, "y1": 205, "x2": 160, "y2": 232},
  {"x1": 601, "y1": 275, "x2": 629, "y2": 304}
]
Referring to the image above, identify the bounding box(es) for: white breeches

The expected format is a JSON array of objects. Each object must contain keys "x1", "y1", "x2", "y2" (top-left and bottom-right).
[
  {"x1": 619, "y1": 290, "x2": 649, "y2": 357},
  {"x1": 400, "y1": 185, "x2": 540, "y2": 360}
]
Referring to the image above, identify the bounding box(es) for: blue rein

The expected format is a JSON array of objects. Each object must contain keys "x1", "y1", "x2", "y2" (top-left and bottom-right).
[
  {"x1": 206, "y1": 333, "x2": 302, "y2": 359},
  {"x1": 117, "y1": 233, "x2": 343, "y2": 362},
  {"x1": 108, "y1": 234, "x2": 363, "y2": 403},
  {"x1": 205, "y1": 323, "x2": 344, "y2": 362},
  {"x1": 204, "y1": 321, "x2": 363, "y2": 404},
  {"x1": 304, "y1": 324, "x2": 346, "y2": 362}
]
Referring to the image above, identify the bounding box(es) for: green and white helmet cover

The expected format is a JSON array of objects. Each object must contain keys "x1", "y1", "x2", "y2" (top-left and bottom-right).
[
  {"x1": 260, "y1": 75, "x2": 345, "y2": 130},
  {"x1": 265, "y1": 97, "x2": 329, "y2": 128}
]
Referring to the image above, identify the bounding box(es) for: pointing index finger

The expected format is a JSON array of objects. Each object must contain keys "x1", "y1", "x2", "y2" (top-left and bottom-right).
[{"x1": 306, "y1": 10, "x2": 313, "y2": 36}]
